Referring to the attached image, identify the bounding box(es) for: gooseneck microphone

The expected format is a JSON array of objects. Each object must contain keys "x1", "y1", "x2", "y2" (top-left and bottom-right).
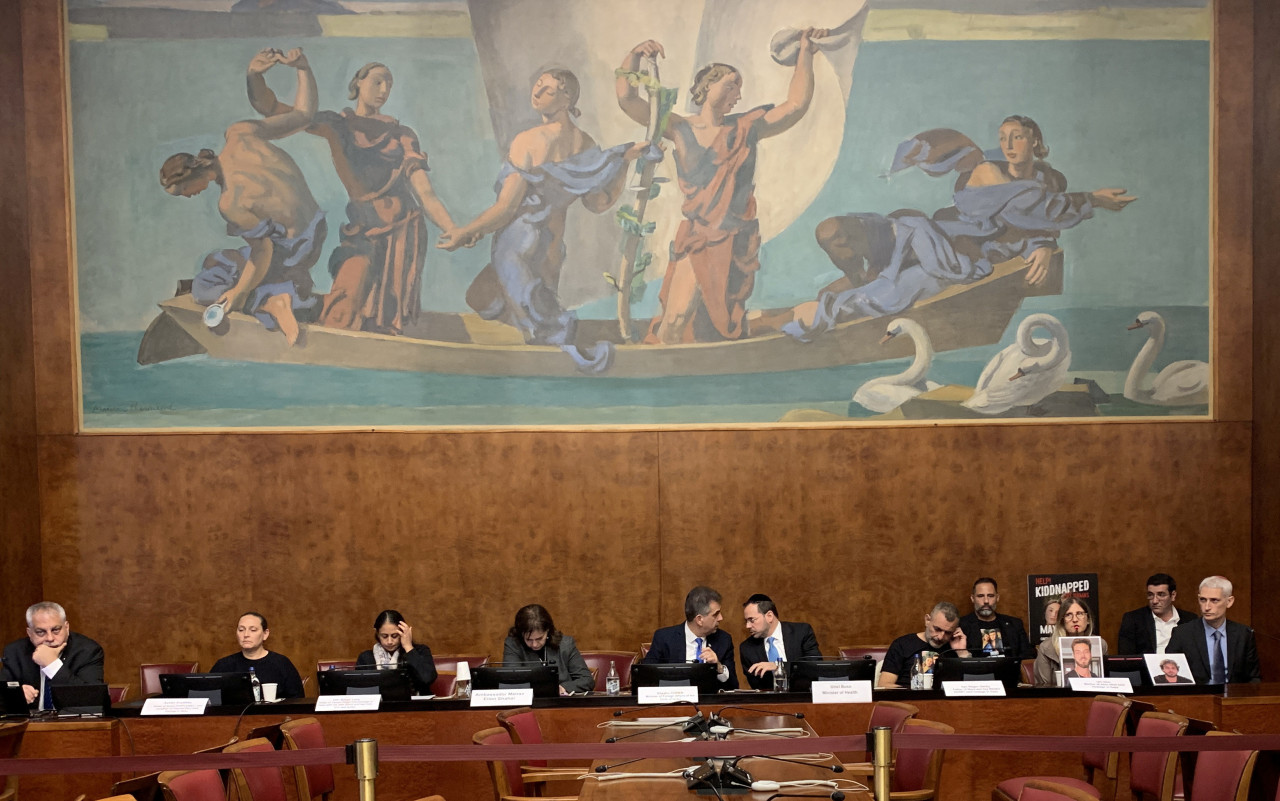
[
  {"x1": 612, "y1": 700, "x2": 698, "y2": 718},
  {"x1": 763, "y1": 792, "x2": 845, "y2": 801},
  {"x1": 714, "y1": 705, "x2": 806, "y2": 719},
  {"x1": 730, "y1": 755, "x2": 844, "y2": 773},
  {"x1": 605, "y1": 716, "x2": 698, "y2": 743},
  {"x1": 594, "y1": 756, "x2": 647, "y2": 772}
]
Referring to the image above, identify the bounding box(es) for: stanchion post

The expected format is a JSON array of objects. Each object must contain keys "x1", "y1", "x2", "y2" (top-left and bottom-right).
[
  {"x1": 350, "y1": 737, "x2": 379, "y2": 801},
  {"x1": 871, "y1": 726, "x2": 892, "y2": 801}
]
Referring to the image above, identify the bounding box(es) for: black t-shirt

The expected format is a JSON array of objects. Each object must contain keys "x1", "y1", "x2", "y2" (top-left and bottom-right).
[
  {"x1": 210, "y1": 651, "x2": 304, "y2": 699},
  {"x1": 882, "y1": 632, "x2": 958, "y2": 687}
]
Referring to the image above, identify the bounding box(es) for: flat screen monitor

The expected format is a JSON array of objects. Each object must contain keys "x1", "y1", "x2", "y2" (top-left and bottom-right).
[
  {"x1": 316, "y1": 667, "x2": 413, "y2": 702},
  {"x1": 1104, "y1": 656, "x2": 1150, "y2": 689},
  {"x1": 52, "y1": 683, "x2": 111, "y2": 714},
  {"x1": 933, "y1": 657, "x2": 1021, "y2": 690},
  {"x1": 471, "y1": 663, "x2": 561, "y2": 698},
  {"x1": 787, "y1": 658, "x2": 876, "y2": 692},
  {"x1": 629, "y1": 662, "x2": 720, "y2": 696},
  {"x1": 159, "y1": 672, "x2": 256, "y2": 706},
  {"x1": 0, "y1": 681, "x2": 30, "y2": 715}
]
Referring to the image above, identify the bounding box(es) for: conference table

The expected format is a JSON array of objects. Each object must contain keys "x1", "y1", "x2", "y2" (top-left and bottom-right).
[{"x1": 14, "y1": 683, "x2": 1280, "y2": 801}]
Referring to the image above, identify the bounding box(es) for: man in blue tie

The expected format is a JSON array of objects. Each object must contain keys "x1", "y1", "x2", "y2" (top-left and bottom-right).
[
  {"x1": 0, "y1": 602, "x2": 105, "y2": 711},
  {"x1": 1166, "y1": 576, "x2": 1261, "y2": 684},
  {"x1": 644, "y1": 586, "x2": 738, "y2": 690},
  {"x1": 739, "y1": 594, "x2": 822, "y2": 690}
]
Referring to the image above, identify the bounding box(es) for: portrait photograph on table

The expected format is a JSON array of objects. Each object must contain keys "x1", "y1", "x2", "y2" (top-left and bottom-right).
[
  {"x1": 1057, "y1": 635, "x2": 1104, "y2": 686},
  {"x1": 65, "y1": 0, "x2": 1212, "y2": 430},
  {"x1": 1145, "y1": 653, "x2": 1196, "y2": 685}
]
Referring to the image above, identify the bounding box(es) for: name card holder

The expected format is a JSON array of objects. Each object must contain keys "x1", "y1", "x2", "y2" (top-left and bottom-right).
[
  {"x1": 1068, "y1": 677, "x2": 1134, "y2": 693},
  {"x1": 142, "y1": 697, "x2": 210, "y2": 716},
  {"x1": 636, "y1": 686, "x2": 700, "y2": 705},
  {"x1": 471, "y1": 688, "x2": 535, "y2": 707},
  {"x1": 811, "y1": 680, "x2": 873, "y2": 704},
  {"x1": 942, "y1": 681, "x2": 1006, "y2": 697},
  {"x1": 315, "y1": 695, "x2": 382, "y2": 712}
]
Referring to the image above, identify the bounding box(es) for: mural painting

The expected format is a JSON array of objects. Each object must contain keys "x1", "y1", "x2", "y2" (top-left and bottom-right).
[{"x1": 69, "y1": 0, "x2": 1212, "y2": 428}]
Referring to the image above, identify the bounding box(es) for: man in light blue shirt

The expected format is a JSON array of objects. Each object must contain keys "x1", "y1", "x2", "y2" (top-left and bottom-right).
[{"x1": 1166, "y1": 576, "x2": 1261, "y2": 684}]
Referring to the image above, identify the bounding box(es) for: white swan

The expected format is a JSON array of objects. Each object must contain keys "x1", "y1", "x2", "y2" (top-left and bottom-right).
[
  {"x1": 853, "y1": 318, "x2": 943, "y2": 413},
  {"x1": 962, "y1": 313, "x2": 1072, "y2": 415},
  {"x1": 1123, "y1": 311, "x2": 1210, "y2": 406}
]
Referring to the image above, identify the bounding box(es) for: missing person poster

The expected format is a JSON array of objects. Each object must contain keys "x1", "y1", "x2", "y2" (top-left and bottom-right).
[{"x1": 1028, "y1": 573, "x2": 1100, "y2": 646}]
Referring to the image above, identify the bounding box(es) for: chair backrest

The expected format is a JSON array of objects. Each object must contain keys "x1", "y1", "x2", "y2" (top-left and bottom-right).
[
  {"x1": 1081, "y1": 695, "x2": 1132, "y2": 778},
  {"x1": 1187, "y1": 731, "x2": 1257, "y2": 801},
  {"x1": 224, "y1": 737, "x2": 288, "y2": 801},
  {"x1": 158, "y1": 769, "x2": 226, "y2": 801},
  {"x1": 496, "y1": 707, "x2": 547, "y2": 767},
  {"x1": 430, "y1": 669, "x2": 458, "y2": 698},
  {"x1": 1019, "y1": 779, "x2": 1106, "y2": 801},
  {"x1": 280, "y1": 716, "x2": 336, "y2": 801},
  {"x1": 434, "y1": 654, "x2": 490, "y2": 673},
  {"x1": 640, "y1": 642, "x2": 651, "y2": 658},
  {"x1": 839, "y1": 644, "x2": 890, "y2": 662},
  {"x1": 109, "y1": 684, "x2": 130, "y2": 704},
  {"x1": 864, "y1": 700, "x2": 919, "y2": 762},
  {"x1": 96, "y1": 795, "x2": 142, "y2": 801},
  {"x1": 580, "y1": 651, "x2": 638, "y2": 691},
  {"x1": 1021, "y1": 659, "x2": 1036, "y2": 685},
  {"x1": 474, "y1": 726, "x2": 527, "y2": 800},
  {"x1": 139, "y1": 661, "x2": 199, "y2": 697},
  {"x1": 1129, "y1": 711, "x2": 1189, "y2": 799},
  {"x1": 892, "y1": 718, "x2": 953, "y2": 794},
  {"x1": 244, "y1": 723, "x2": 284, "y2": 750},
  {"x1": 111, "y1": 770, "x2": 162, "y2": 801},
  {"x1": 315, "y1": 658, "x2": 357, "y2": 673},
  {"x1": 0, "y1": 720, "x2": 29, "y2": 800}
]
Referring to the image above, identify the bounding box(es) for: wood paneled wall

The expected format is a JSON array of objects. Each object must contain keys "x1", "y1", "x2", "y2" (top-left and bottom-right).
[{"x1": 1, "y1": 0, "x2": 1274, "y2": 687}]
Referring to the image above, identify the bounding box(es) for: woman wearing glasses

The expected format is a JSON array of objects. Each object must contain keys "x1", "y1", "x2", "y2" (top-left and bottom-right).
[
  {"x1": 1033, "y1": 595, "x2": 1108, "y2": 686},
  {"x1": 502, "y1": 604, "x2": 594, "y2": 695}
]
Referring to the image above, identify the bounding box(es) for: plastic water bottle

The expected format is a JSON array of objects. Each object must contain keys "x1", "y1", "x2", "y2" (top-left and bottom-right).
[
  {"x1": 909, "y1": 654, "x2": 923, "y2": 690},
  {"x1": 774, "y1": 659, "x2": 789, "y2": 693},
  {"x1": 249, "y1": 667, "x2": 263, "y2": 702},
  {"x1": 606, "y1": 661, "x2": 621, "y2": 696}
]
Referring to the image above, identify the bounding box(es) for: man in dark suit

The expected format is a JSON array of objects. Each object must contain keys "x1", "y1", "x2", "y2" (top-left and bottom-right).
[
  {"x1": 958, "y1": 577, "x2": 1034, "y2": 659},
  {"x1": 1166, "y1": 576, "x2": 1261, "y2": 684},
  {"x1": 1116, "y1": 572, "x2": 1197, "y2": 655},
  {"x1": 644, "y1": 586, "x2": 738, "y2": 690},
  {"x1": 1, "y1": 601, "x2": 105, "y2": 710},
  {"x1": 738, "y1": 593, "x2": 822, "y2": 690}
]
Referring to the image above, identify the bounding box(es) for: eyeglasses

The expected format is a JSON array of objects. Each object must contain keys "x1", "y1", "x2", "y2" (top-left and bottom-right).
[{"x1": 1063, "y1": 611, "x2": 1088, "y2": 620}]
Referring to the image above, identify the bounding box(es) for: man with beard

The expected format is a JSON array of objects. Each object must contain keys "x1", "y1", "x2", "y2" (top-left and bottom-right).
[
  {"x1": 878, "y1": 602, "x2": 971, "y2": 688},
  {"x1": 958, "y1": 577, "x2": 1033, "y2": 659},
  {"x1": 1116, "y1": 573, "x2": 1197, "y2": 655},
  {"x1": 739, "y1": 593, "x2": 822, "y2": 690}
]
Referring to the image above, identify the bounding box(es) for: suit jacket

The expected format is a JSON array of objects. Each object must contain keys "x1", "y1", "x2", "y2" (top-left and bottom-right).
[
  {"x1": 738, "y1": 621, "x2": 822, "y2": 690},
  {"x1": 502, "y1": 634, "x2": 594, "y2": 693},
  {"x1": 1, "y1": 632, "x2": 105, "y2": 707},
  {"x1": 958, "y1": 612, "x2": 1034, "y2": 660},
  {"x1": 356, "y1": 644, "x2": 439, "y2": 695},
  {"x1": 1115, "y1": 606, "x2": 1198, "y2": 654},
  {"x1": 1166, "y1": 619, "x2": 1261, "y2": 684},
  {"x1": 644, "y1": 624, "x2": 738, "y2": 690}
]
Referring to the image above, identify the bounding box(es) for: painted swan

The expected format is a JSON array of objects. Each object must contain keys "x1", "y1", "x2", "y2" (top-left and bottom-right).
[
  {"x1": 853, "y1": 318, "x2": 943, "y2": 413},
  {"x1": 963, "y1": 313, "x2": 1071, "y2": 414},
  {"x1": 1123, "y1": 311, "x2": 1209, "y2": 406}
]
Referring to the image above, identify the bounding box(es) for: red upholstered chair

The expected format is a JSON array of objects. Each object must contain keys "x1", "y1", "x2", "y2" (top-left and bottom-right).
[
  {"x1": 0, "y1": 720, "x2": 28, "y2": 801},
  {"x1": 1186, "y1": 731, "x2": 1257, "y2": 801},
  {"x1": 887, "y1": 718, "x2": 954, "y2": 799},
  {"x1": 1021, "y1": 659, "x2": 1036, "y2": 685},
  {"x1": 496, "y1": 707, "x2": 590, "y2": 775},
  {"x1": 110, "y1": 770, "x2": 162, "y2": 801},
  {"x1": 839, "y1": 644, "x2": 891, "y2": 662},
  {"x1": 431, "y1": 670, "x2": 458, "y2": 698},
  {"x1": 223, "y1": 737, "x2": 288, "y2": 801},
  {"x1": 856, "y1": 700, "x2": 920, "y2": 764},
  {"x1": 158, "y1": 769, "x2": 226, "y2": 801},
  {"x1": 315, "y1": 658, "x2": 357, "y2": 673},
  {"x1": 1018, "y1": 780, "x2": 1105, "y2": 801},
  {"x1": 140, "y1": 661, "x2": 199, "y2": 697},
  {"x1": 1129, "y1": 711, "x2": 1188, "y2": 801},
  {"x1": 579, "y1": 651, "x2": 637, "y2": 692},
  {"x1": 108, "y1": 684, "x2": 130, "y2": 704},
  {"x1": 474, "y1": 727, "x2": 578, "y2": 801},
  {"x1": 992, "y1": 695, "x2": 1133, "y2": 801},
  {"x1": 281, "y1": 716, "x2": 336, "y2": 801}
]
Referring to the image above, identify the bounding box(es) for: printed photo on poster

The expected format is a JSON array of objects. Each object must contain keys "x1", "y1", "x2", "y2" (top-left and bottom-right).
[{"x1": 1028, "y1": 572, "x2": 1099, "y2": 646}]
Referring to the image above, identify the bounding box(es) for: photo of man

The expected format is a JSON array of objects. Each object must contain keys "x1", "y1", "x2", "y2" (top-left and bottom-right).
[
  {"x1": 1058, "y1": 636, "x2": 1104, "y2": 685},
  {"x1": 1145, "y1": 653, "x2": 1195, "y2": 685}
]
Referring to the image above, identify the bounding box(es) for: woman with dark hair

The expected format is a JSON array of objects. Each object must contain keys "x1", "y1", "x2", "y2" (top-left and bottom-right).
[
  {"x1": 210, "y1": 611, "x2": 304, "y2": 699},
  {"x1": 1033, "y1": 595, "x2": 1109, "y2": 687},
  {"x1": 502, "y1": 604, "x2": 593, "y2": 695},
  {"x1": 355, "y1": 609, "x2": 438, "y2": 695}
]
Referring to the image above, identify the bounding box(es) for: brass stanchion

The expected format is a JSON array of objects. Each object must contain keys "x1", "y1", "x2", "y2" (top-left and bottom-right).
[
  {"x1": 871, "y1": 726, "x2": 891, "y2": 801},
  {"x1": 350, "y1": 737, "x2": 379, "y2": 801}
]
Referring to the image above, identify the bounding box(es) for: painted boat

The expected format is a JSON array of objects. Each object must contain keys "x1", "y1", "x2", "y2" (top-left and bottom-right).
[{"x1": 136, "y1": 251, "x2": 1062, "y2": 379}]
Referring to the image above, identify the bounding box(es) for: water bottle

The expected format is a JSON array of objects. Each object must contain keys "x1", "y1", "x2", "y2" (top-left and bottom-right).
[
  {"x1": 909, "y1": 654, "x2": 922, "y2": 690},
  {"x1": 606, "y1": 661, "x2": 621, "y2": 696},
  {"x1": 774, "y1": 658, "x2": 789, "y2": 693},
  {"x1": 249, "y1": 666, "x2": 263, "y2": 702}
]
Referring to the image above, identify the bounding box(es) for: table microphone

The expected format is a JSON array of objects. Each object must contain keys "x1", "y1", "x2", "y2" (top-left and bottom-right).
[
  {"x1": 764, "y1": 792, "x2": 845, "y2": 801},
  {"x1": 605, "y1": 716, "x2": 700, "y2": 743},
  {"x1": 612, "y1": 700, "x2": 698, "y2": 718},
  {"x1": 595, "y1": 757, "x2": 646, "y2": 772},
  {"x1": 714, "y1": 705, "x2": 805, "y2": 719},
  {"x1": 730, "y1": 755, "x2": 844, "y2": 773}
]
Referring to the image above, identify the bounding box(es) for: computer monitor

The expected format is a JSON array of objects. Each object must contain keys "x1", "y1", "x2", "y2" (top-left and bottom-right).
[
  {"x1": 471, "y1": 663, "x2": 561, "y2": 698},
  {"x1": 52, "y1": 683, "x2": 111, "y2": 714},
  {"x1": 787, "y1": 657, "x2": 876, "y2": 692},
  {"x1": 933, "y1": 657, "x2": 1021, "y2": 690},
  {"x1": 1104, "y1": 655, "x2": 1150, "y2": 689},
  {"x1": 316, "y1": 667, "x2": 414, "y2": 702},
  {"x1": 0, "y1": 681, "x2": 30, "y2": 715},
  {"x1": 629, "y1": 662, "x2": 720, "y2": 696},
  {"x1": 160, "y1": 672, "x2": 256, "y2": 706}
]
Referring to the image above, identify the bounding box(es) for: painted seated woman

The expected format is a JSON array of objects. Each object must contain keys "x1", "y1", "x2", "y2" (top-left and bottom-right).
[
  {"x1": 355, "y1": 609, "x2": 437, "y2": 695},
  {"x1": 785, "y1": 116, "x2": 1136, "y2": 341},
  {"x1": 502, "y1": 604, "x2": 594, "y2": 695},
  {"x1": 247, "y1": 59, "x2": 458, "y2": 335},
  {"x1": 439, "y1": 69, "x2": 653, "y2": 373}
]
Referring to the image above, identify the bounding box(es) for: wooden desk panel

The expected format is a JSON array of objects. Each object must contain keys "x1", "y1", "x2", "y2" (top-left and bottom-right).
[{"x1": 22, "y1": 718, "x2": 121, "y2": 801}]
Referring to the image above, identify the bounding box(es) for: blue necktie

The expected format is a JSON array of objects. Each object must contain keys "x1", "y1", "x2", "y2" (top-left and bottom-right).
[
  {"x1": 42, "y1": 678, "x2": 53, "y2": 711},
  {"x1": 694, "y1": 637, "x2": 703, "y2": 662},
  {"x1": 767, "y1": 637, "x2": 780, "y2": 663},
  {"x1": 1210, "y1": 630, "x2": 1226, "y2": 684}
]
